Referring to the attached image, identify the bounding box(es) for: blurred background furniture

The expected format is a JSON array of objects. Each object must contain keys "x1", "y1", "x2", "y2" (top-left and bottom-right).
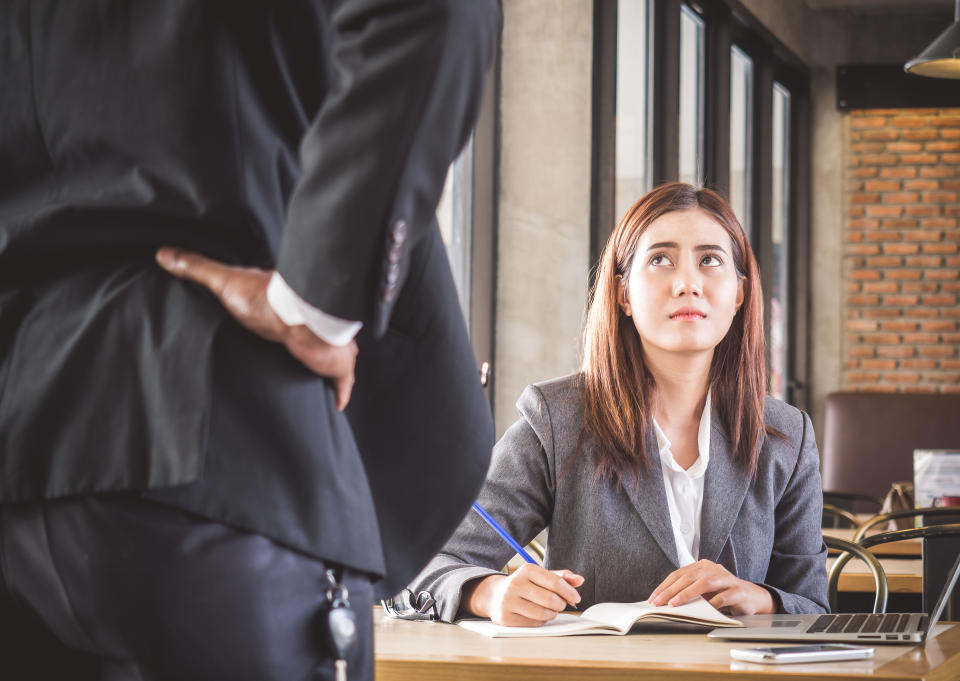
[
  {"x1": 824, "y1": 534, "x2": 888, "y2": 614},
  {"x1": 821, "y1": 392, "x2": 960, "y2": 500}
]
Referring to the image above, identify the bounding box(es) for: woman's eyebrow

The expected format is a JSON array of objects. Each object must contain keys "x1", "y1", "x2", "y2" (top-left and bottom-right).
[{"x1": 646, "y1": 241, "x2": 727, "y2": 254}]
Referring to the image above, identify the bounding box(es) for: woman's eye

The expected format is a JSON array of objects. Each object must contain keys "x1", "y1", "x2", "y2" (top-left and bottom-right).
[
  {"x1": 650, "y1": 254, "x2": 670, "y2": 266},
  {"x1": 701, "y1": 254, "x2": 722, "y2": 267}
]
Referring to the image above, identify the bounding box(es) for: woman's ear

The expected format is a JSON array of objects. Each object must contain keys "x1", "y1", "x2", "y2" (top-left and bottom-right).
[
  {"x1": 615, "y1": 275, "x2": 632, "y2": 316},
  {"x1": 735, "y1": 278, "x2": 745, "y2": 310}
]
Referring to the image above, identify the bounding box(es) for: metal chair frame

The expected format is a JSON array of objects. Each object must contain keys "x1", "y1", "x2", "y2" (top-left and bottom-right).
[{"x1": 824, "y1": 534, "x2": 888, "y2": 614}]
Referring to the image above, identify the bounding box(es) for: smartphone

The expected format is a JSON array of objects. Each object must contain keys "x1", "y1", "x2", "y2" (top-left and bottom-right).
[{"x1": 730, "y1": 644, "x2": 874, "y2": 664}]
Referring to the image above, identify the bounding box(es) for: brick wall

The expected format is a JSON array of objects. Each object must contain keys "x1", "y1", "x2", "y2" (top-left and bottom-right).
[{"x1": 844, "y1": 108, "x2": 960, "y2": 393}]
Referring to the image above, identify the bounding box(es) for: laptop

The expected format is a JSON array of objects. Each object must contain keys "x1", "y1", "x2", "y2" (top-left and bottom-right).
[{"x1": 709, "y1": 550, "x2": 960, "y2": 644}]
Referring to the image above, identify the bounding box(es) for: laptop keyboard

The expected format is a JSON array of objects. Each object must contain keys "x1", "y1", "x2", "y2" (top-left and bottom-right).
[{"x1": 806, "y1": 613, "x2": 911, "y2": 634}]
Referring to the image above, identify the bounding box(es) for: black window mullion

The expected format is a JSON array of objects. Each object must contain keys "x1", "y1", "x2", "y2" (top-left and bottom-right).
[
  {"x1": 651, "y1": 0, "x2": 682, "y2": 185},
  {"x1": 704, "y1": 2, "x2": 732, "y2": 195},
  {"x1": 753, "y1": 54, "x2": 775, "y2": 378},
  {"x1": 788, "y1": 84, "x2": 811, "y2": 410},
  {"x1": 591, "y1": 0, "x2": 618, "y2": 270}
]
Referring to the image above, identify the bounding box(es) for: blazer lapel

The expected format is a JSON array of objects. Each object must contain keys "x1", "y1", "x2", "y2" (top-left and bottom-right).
[
  {"x1": 620, "y1": 427, "x2": 680, "y2": 569},
  {"x1": 699, "y1": 410, "x2": 752, "y2": 562}
]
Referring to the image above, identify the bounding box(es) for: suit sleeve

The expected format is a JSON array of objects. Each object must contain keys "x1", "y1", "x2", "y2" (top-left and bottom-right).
[
  {"x1": 762, "y1": 411, "x2": 830, "y2": 614},
  {"x1": 277, "y1": 0, "x2": 500, "y2": 337},
  {"x1": 407, "y1": 385, "x2": 557, "y2": 622}
]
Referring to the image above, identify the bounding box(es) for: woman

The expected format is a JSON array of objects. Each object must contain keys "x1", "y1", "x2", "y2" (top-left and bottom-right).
[{"x1": 410, "y1": 182, "x2": 827, "y2": 626}]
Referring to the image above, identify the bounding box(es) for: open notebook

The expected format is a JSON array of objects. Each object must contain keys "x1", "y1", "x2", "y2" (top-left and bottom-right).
[{"x1": 457, "y1": 596, "x2": 743, "y2": 637}]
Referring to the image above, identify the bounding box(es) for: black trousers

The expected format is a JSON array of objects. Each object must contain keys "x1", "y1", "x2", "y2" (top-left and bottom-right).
[{"x1": 0, "y1": 494, "x2": 373, "y2": 681}]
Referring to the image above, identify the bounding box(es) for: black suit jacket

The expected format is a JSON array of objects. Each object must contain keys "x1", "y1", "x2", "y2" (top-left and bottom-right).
[{"x1": 0, "y1": 0, "x2": 497, "y2": 593}]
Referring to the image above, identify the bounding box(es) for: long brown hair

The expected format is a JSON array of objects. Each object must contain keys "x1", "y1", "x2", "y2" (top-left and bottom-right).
[{"x1": 581, "y1": 182, "x2": 767, "y2": 482}]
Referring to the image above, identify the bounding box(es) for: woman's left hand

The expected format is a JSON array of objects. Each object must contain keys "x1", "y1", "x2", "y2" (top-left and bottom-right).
[{"x1": 648, "y1": 559, "x2": 776, "y2": 615}]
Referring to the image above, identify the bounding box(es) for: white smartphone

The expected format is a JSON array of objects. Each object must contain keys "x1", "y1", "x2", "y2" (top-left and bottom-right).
[{"x1": 730, "y1": 644, "x2": 875, "y2": 664}]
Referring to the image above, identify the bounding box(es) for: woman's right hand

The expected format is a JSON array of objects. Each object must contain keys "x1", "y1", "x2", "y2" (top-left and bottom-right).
[{"x1": 462, "y1": 564, "x2": 584, "y2": 626}]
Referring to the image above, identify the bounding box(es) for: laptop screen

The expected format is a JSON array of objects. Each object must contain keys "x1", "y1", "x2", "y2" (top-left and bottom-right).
[{"x1": 925, "y1": 550, "x2": 960, "y2": 637}]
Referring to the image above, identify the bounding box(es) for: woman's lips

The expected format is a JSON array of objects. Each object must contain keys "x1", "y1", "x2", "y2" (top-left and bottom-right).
[{"x1": 670, "y1": 309, "x2": 706, "y2": 320}]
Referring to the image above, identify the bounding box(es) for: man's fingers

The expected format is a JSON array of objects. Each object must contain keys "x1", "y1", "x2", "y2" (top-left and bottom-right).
[{"x1": 156, "y1": 247, "x2": 230, "y2": 296}]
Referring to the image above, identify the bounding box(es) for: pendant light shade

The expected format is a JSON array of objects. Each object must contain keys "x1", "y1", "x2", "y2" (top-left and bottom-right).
[{"x1": 904, "y1": 0, "x2": 960, "y2": 79}]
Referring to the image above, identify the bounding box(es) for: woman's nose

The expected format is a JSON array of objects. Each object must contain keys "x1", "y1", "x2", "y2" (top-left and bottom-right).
[{"x1": 672, "y1": 262, "x2": 703, "y2": 297}]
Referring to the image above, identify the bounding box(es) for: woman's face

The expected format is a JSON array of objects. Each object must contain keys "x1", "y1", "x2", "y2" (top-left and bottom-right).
[{"x1": 618, "y1": 208, "x2": 744, "y2": 359}]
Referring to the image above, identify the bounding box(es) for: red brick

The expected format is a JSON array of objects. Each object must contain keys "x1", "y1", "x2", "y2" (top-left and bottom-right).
[
  {"x1": 920, "y1": 167, "x2": 956, "y2": 178},
  {"x1": 882, "y1": 219, "x2": 919, "y2": 229},
  {"x1": 901, "y1": 153, "x2": 939, "y2": 164},
  {"x1": 849, "y1": 157, "x2": 862, "y2": 168},
  {"x1": 927, "y1": 141, "x2": 960, "y2": 152},
  {"x1": 882, "y1": 167, "x2": 918, "y2": 179},
  {"x1": 863, "y1": 308, "x2": 901, "y2": 319},
  {"x1": 883, "y1": 192, "x2": 919, "y2": 203},
  {"x1": 903, "y1": 130, "x2": 938, "y2": 141},
  {"x1": 851, "y1": 192, "x2": 882, "y2": 204},
  {"x1": 861, "y1": 359, "x2": 897, "y2": 370},
  {"x1": 903, "y1": 333, "x2": 941, "y2": 344},
  {"x1": 851, "y1": 142, "x2": 886, "y2": 153},
  {"x1": 930, "y1": 117, "x2": 960, "y2": 127},
  {"x1": 849, "y1": 346, "x2": 876, "y2": 357},
  {"x1": 902, "y1": 359, "x2": 938, "y2": 369},
  {"x1": 907, "y1": 109, "x2": 940, "y2": 115},
  {"x1": 922, "y1": 321, "x2": 958, "y2": 331},
  {"x1": 884, "y1": 372, "x2": 921, "y2": 383},
  {"x1": 849, "y1": 207, "x2": 865, "y2": 219},
  {"x1": 940, "y1": 386, "x2": 960, "y2": 393},
  {"x1": 945, "y1": 308, "x2": 960, "y2": 317},
  {"x1": 863, "y1": 332, "x2": 901, "y2": 344},
  {"x1": 922, "y1": 294, "x2": 957, "y2": 305},
  {"x1": 850, "y1": 244, "x2": 881, "y2": 255},
  {"x1": 943, "y1": 129, "x2": 960, "y2": 140},
  {"x1": 844, "y1": 359, "x2": 859, "y2": 370},
  {"x1": 845, "y1": 371, "x2": 882, "y2": 382},
  {"x1": 948, "y1": 206, "x2": 960, "y2": 217},
  {"x1": 878, "y1": 346, "x2": 916, "y2": 358},
  {"x1": 848, "y1": 294, "x2": 880, "y2": 305},
  {"x1": 905, "y1": 205, "x2": 941, "y2": 217},
  {"x1": 851, "y1": 116, "x2": 891, "y2": 128},
  {"x1": 889, "y1": 142, "x2": 924, "y2": 153},
  {"x1": 846, "y1": 320, "x2": 879, "y2": 332},
  {"x1": 906, "y1": 256, "x2": 943, "y2": 267},
  {"x1": 862, "y1": 154, "x2": 900, "y2": 166},
  {"x1": 942, "y1": 109, "x2": 960, "y2": 116},
  {"x1": 902, "y1": 282, "x2": 939, "y2": 293},
  {"x1": 865, "y1": 256, "x2": 902, "y2": 267},
  {"x1": 904, "y1": 230, "x2": 943, "y2": 241},
  {"x1": 904, "y1": 180, "x2": 939, "y2": 191},
  {"x1": 857, "y1": 384, "x2": 898, "y2": 393},
  {"x1": 925, "y1": 373, "x2": 960, "y2": 384},
  {"x1": 884, "y1": 295, "x2": 920, "y2": 306},
  {"x1": 943, "y1": 282, "x2": 960, "y2": 292},
  {"x1": 922, "y1": 218, "x2": 958, "y2": 229},
  {"x1": 865, "y1": 180, "x2": 901, "y2": 192},
  {"x1": 883, "y1": 243, "x2": 920, "y2": 255},
  {"x1": 864, "y1": 282, "x2": 901, "y2": 293},
  {"x1": 852, "y1": 167, "x2": 879, "y2": 178},
  {"x1": 920, "y1": 346, "x2": 957, "y2": 357},
  {"x1": 927, "y1": 269, "x2": 960, "y2": 280},
  {"x1": 944, "y1": 333, "x2": 960, "y2": 344},
  {"x1": 944, "y1": 153, "x2": 960, "y2": 164},
  {"x1": 891, "y1": 117, "x2": 929, "y2": 127},
  {"x1": 845, "y1": 333, "x2": 862, "y2": 346},
  {"x1": 865, "y1": 229, "x2": 902, "y2": 240},
  {"x1": 923, "y1": 191, "x2": 959, "y2": 203},
  {"x1": 904, "y1": 308, "x2": 940, "y2": 319},
  {"x1": 864, "y1": 130, "x2": 900, "y2": 141},
  {"x1": 886, "y1": 270, "x2": 923, "y2": 280},
  {"x1": 904, "y1": 385, "x2": 939, "y2": 394},
  {"x1": 923, "y1": 243, "x2": 959, "y2": 254},
  {"x1": 945, "y1": 181, "x2": 960, "y2": 191},
  {"x1": 879, "y1": 320, "x2": 917, "y2": 331},
  {"x1": 850, "y1": 269, "x2": 882, "y2": 280},
  {"x1": 942, "y1": 360, "x2": 960, "y2": 370},
  {"x1": 869, "y1": 109, "x2": 909, "y2": 115}
]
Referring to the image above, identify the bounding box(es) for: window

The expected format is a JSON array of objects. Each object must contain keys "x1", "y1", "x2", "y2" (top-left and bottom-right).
[
  {"x1": 437, "y1": 138, "x2": 474, "y2": 329},
  {"x1": 678, "y1": 4, "x2": 705, "y2": 186},
  {"x1": 770, "y1": 82, "x2": 792, "y2": 400},
  {"x1": 614, "y1": 0, "x2": 651, "y2": 219},
  {"x1": 729, "y1": 45, "x2": 753, "y2": 241}
]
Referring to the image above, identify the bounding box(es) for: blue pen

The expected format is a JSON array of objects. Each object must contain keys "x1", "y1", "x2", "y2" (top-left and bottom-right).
[{"x1": 471, "y1": 501, "x2": 537, "y2": 563}]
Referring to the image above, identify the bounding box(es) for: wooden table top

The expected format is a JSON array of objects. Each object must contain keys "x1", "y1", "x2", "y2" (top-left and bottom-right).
[
  {"x1": 374, "y1": 608, "x2": 960, "y2": 681},
  {"x1": 829, "y1": 556, "x2": 924, "y2": 594},
  {"x1": 824, "y1": 528, "x2": 923, "y2": 557}
]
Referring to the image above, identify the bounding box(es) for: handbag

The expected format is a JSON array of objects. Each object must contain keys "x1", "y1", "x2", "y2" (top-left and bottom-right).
[{"x1": 880, "y1": 481, "x2": 915, "y2": 531}]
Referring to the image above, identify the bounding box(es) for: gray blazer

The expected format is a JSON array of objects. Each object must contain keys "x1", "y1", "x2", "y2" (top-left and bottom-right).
[{"x1": 411, "y1": 373, "x2": 829, "y2": 621}]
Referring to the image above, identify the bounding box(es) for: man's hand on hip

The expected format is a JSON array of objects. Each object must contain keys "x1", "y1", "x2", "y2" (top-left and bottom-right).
[{"x1": 156, "y1": 247, "x2": 357, "y2": 411}]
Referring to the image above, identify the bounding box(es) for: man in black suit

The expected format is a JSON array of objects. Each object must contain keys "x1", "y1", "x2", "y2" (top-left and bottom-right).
[{"x1": 0, "y1": 1, "x2": 498, "y2": 679}]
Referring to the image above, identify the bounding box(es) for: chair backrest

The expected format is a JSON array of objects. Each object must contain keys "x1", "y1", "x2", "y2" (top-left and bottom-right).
[{"x1": 821, "y1": 392, "x2": 960, "y2": 499}]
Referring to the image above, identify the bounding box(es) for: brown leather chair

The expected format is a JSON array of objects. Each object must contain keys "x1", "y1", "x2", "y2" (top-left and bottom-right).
[{"x1": 821, "y1": 392, "x2": 960, "y2": 500}]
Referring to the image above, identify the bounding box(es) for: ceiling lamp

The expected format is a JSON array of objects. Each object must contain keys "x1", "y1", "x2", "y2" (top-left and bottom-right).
[{"x1": 905, "y1": 0, "x2": 960, "y2": 78}]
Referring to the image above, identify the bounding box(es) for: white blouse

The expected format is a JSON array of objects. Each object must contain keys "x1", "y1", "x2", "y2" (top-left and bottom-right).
[{"x1": 651, "y1": 391, "x2": 711, "y2": 567}]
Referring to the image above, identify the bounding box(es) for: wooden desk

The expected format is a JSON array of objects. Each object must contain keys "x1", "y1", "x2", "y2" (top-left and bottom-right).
[
  {"x1": 830, "y1": 556, "x2": 923, "y2": 594},
  {"x1": 824, "y1": 528, "x2": 923, "y2": 557},
  {"x1": 374, "y1": 609, "x2": 960, "y2": 680}
]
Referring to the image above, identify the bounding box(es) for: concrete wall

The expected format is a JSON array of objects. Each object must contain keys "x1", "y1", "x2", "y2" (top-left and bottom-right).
[{"x1": 494, "y1": 1, "x2": 593, "y2": 435}]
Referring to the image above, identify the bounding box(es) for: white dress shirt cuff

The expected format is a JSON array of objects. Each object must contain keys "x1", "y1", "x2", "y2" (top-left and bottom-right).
[{"x1": 266, "y1": 272, "x2": 362, "y2": 347}]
